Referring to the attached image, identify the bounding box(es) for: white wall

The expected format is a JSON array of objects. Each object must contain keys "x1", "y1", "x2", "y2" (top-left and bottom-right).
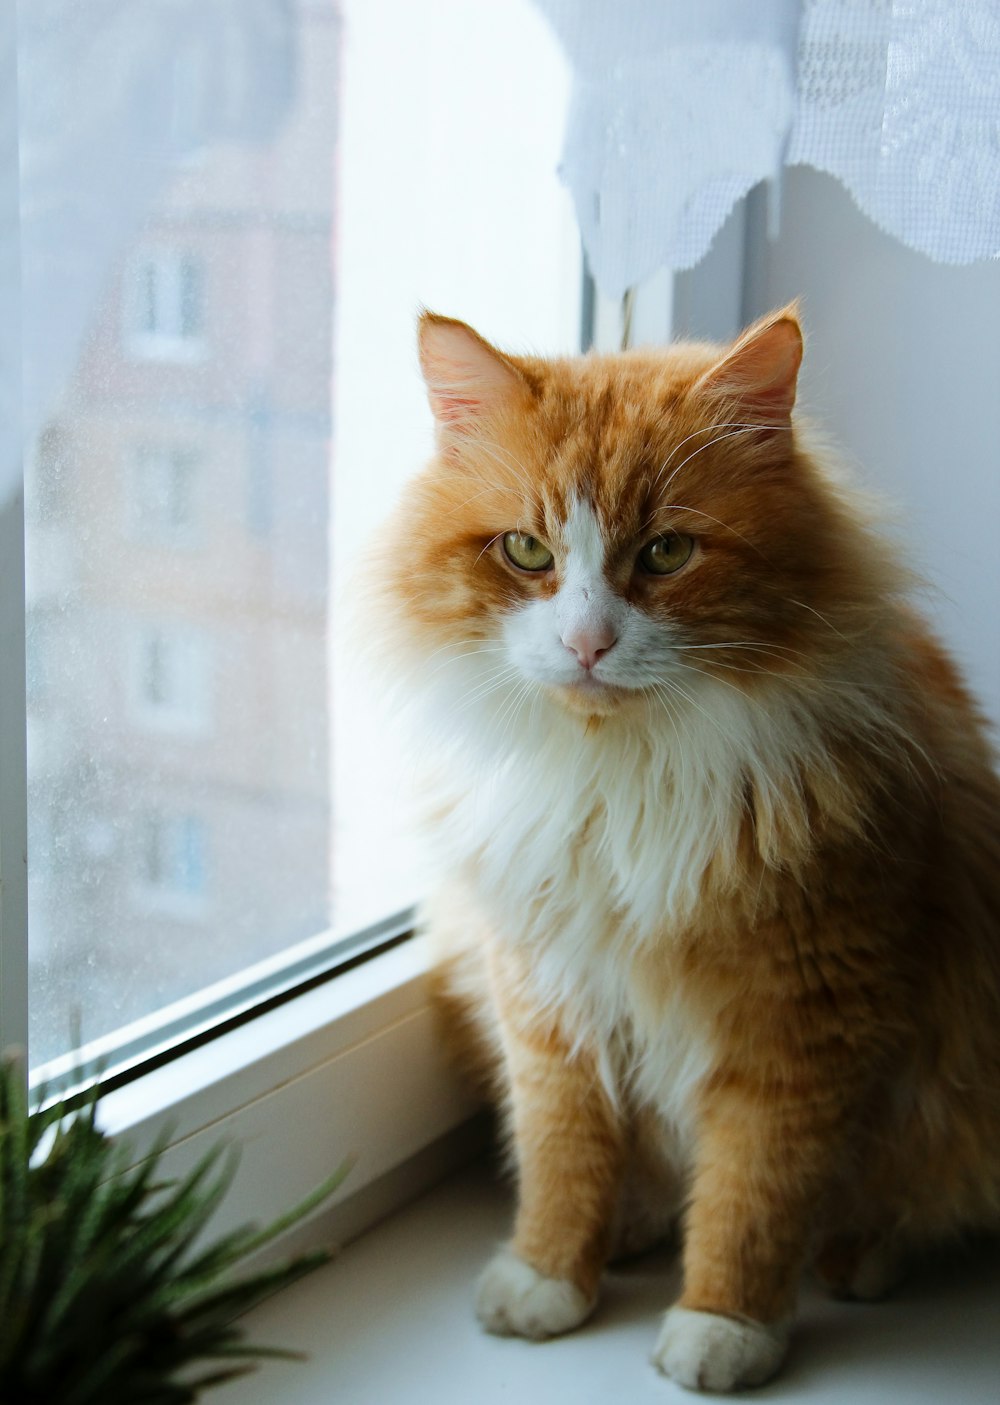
[{"x1": 750, "y1": 167, "x2": 1000, "y2": 728}]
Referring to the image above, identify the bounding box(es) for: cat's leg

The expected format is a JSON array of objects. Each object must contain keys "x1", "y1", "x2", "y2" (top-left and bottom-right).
[
  {"x1": 476, "y1": 952, "x2": 624, "y2": 1340},
  {"x1": 813, "y1": 1228, "x2": 904, "y2": 1302},
  {"x1": 810, "y1": 1115, "x2": 907, "y2": 1302},
  {"x1": 652, "y1": 1070, "x2": 852, "y2": 1392},
  {"x1": 424, "y1": 881, "x2": 505, "y2": 1097},
  {"x1": 610, "y1": 1103, "x2": 685, "y2": 1261}
]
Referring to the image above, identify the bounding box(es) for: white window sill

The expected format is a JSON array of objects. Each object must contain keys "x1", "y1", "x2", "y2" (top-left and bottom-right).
[
  {"x1": 99, "y1": 936, "x2": 481, "y2": 1250},
  {"x1": 216, "y1": 1159, "x2": 1000, "y2": 1404}
]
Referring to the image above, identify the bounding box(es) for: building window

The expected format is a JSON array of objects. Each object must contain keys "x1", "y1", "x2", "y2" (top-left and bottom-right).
[
  {"x1": 134, "y1": 812, "x2": 208, "y2": 919},
  {"x1": 126, "y1": 251, "x2": 206, "y2": 361},
  {"x1": 129, "y1": 443, "x2": 200, "y2": 546},
  {"x1": 129, "y1": 624, "x2": 212, "y2": 735}
]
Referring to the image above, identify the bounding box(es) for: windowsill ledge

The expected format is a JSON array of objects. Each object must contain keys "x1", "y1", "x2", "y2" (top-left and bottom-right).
[
  {"x1": 218, "y1": 1159, "x2": 1000, "y2": 1404},
  {"x1": 98, "y1": 936, "x2": 480, "y2": 1251}
]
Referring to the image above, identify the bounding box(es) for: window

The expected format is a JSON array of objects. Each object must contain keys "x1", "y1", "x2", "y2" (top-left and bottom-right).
[
  {"x1": 128, "y1": 624, "x2": 213, "y2": 734},
  {"x1": 134, "y1": 812, "x2": 209, "y2": 919},
  {"x1": 128, "y1": 444, "x2": 200, "y2": 546},
  {"x1": 21, "y1": 0, "x2": 340, "y2": 1069},
  {"x1": 3, "y1": 1, "x2": 1000, "y2": 1289},
  {"x1": 126, "y1": 251, "x2": 206, "y2": 361},
  {"x1": 3, "y1": 0, "x2": 579, "y2": 1240}
]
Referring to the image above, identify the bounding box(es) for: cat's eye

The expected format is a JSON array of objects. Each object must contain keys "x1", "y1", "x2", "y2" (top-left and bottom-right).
[
  {"x1": 638, "y1": 532, "x2": 694, "y2": 575},
  {"x1": 502, "y1": 531, "x2": 554, "y2": 572}
]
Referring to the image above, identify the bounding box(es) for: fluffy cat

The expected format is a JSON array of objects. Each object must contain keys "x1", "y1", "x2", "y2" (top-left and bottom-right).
[{"x1": 367, "y1": 306, "x2": 1000, "y2": 1391}]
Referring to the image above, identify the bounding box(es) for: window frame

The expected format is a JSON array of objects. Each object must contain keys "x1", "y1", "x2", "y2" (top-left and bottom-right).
[
  {"x1": 0, "y1": 0, "x2": 28, "y2": 1064},
  {"x1": 0, "y1": 494, "x2": 28, "y2": 1063},
  {"x1": 89, "y1": 933, "x2": 482, "y2": 1257}
]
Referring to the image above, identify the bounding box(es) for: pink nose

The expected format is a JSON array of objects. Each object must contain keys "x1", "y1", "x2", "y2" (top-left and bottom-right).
[{"x1": 561, "y1": 623, "x2": 617, "y2": 670}]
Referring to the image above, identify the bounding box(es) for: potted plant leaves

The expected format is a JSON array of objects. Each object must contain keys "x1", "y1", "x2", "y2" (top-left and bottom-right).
[{"x1": 0, "y1": 1051, "x2": 347, "y2": 1403}]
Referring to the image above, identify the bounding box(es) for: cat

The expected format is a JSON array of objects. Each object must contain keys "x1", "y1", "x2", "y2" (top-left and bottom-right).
[{"x1": 365, "y1": 305, "x2": 1000, "y2": 1391}]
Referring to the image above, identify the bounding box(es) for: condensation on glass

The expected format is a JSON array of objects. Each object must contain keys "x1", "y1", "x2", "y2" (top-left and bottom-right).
[{"x1": 21, "y1": 1, "x2": 337, "y2": 1064}]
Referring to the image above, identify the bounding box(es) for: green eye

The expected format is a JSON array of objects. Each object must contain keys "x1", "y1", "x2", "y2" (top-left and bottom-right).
[
  {"x1": 503, "y1": 531, "x2": 554, "y2": 572},
  {"x1": 638, "y1": 532, "x2": 694, "y2": 575}
]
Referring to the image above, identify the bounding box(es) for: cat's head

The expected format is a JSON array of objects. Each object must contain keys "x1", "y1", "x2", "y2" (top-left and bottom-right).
[{"x1": 374, "y1": 307, "x2": 882, "y2": 732}]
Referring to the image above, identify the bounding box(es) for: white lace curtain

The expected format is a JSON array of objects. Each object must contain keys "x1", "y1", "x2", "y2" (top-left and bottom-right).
[{"x1": 534, "y1": 0, "x2": 1000, "y2": 299}]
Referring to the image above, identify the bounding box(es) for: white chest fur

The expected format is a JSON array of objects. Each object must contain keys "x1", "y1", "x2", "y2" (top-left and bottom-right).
[
  {"x1": 424, "y1": 706, "x2": 731, "y2": 1134},
  {"x1": 410, "y1": 646, "x2": 844, "y2": 1141}
]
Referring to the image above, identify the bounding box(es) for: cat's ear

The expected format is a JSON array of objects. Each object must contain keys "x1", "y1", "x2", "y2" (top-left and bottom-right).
[
  {"x1": 418, "y1": 312, "x2": 531, "y2": 433},
  {"x1": 694, "y1": 304, "x2": 803, "y2": 421}
]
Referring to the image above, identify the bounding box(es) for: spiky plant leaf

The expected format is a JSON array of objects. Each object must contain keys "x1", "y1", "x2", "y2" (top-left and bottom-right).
[{"x1": 0, "y1": 1051, "x2": 348, "y2": 1403}]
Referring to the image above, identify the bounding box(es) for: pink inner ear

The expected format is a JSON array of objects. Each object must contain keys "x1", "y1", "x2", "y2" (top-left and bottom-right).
[
  {"x1": 428, "y1": 391, "x2": 481, "y2": 424},
  {"x1": 699, "y1": 316, "x2": 803, "y2": 419},
  {"x1": 418, "y1": 315, "x2": 525, "y2": 430}
]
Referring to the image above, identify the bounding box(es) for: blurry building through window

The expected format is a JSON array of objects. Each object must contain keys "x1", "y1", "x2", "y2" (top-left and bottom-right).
[{"x1": 25, "y1": 0, "x2": 336, "y2": 1062}]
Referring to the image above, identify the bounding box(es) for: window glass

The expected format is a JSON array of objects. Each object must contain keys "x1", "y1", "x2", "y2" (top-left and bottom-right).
[
  {"x1": 24, "y1": 0, "x2": 336, "y2": 1065},
  {"x1": 22, "y1": 0, "x2": 578, "y2": 1071}
]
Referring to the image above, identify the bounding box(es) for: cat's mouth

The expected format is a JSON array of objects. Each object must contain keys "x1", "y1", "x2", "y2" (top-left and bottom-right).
[{"x1": 550, "y1": 671, "x2": 633, "y2": 717}]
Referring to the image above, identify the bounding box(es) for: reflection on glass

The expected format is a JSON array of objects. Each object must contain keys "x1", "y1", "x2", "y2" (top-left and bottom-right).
[{"x1": 23, "y1": 0, "x2": 337, "y2": 1065}]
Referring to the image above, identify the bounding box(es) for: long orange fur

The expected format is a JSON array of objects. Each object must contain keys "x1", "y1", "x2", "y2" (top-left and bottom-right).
[{"x1": 367, "y1": 307, "x2": 1000, "y2": 1390}]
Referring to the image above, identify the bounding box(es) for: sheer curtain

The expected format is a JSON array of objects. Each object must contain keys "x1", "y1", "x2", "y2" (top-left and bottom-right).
[{"x1": 535, "y1": 0, "x2": 1000, "y2": 298}]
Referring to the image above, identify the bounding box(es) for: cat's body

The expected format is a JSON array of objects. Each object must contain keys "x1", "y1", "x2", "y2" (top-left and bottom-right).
[{"x1": 368, "y1": 308, "x2": 1000, "y2": 1390}]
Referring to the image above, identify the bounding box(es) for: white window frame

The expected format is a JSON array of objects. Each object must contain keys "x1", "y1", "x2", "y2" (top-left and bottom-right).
[{"x1": 1, "y1": 4, "x2": 28, "y2": 1062}]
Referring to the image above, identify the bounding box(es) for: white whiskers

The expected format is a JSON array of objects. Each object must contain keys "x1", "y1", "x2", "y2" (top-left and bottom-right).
[{"x1": 651, "y1": 419, "x2": 791, "y2": 495}]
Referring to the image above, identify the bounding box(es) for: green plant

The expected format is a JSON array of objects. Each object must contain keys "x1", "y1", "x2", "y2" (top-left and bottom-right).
[{"x1": 0, "y1": 1052, "x2": 348, "y2": 1404}]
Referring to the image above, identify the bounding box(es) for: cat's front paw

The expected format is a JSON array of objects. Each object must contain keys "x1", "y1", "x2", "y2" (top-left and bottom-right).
[
  {"x1": 652, "y1": 1306, "x2": 789, "y2": 1392},
  {"x1": 475, "y1": 1247, "x2": 595, "y2": 1340}
]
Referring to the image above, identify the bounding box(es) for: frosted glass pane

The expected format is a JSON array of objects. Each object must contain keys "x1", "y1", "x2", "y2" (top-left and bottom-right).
[
  {"x1": 24, "y1": 1, "x2": 336, "y2": 1064},
  {"x1": 22, "y1": 0, "x2": 579, "y2": 1070}
]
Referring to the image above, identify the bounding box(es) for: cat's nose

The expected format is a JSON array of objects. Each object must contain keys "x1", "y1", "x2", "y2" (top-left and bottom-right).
[{"x1": 561, "y1": 623, "x2": 617, "y2": 670}]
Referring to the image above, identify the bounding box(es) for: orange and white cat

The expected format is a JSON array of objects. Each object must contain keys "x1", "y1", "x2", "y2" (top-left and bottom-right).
[{"x1": 368, "y1": 307, "x2": 1000, "y2": 1390}]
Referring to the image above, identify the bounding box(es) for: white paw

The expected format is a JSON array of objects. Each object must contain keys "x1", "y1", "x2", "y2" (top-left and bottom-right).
[
  {"x1": 652, "y1": 1306, "x2": 789, "y2": 1392},
  {"x1": 475, "y1": 1247, "x2": 594, "y2": 1340}
]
